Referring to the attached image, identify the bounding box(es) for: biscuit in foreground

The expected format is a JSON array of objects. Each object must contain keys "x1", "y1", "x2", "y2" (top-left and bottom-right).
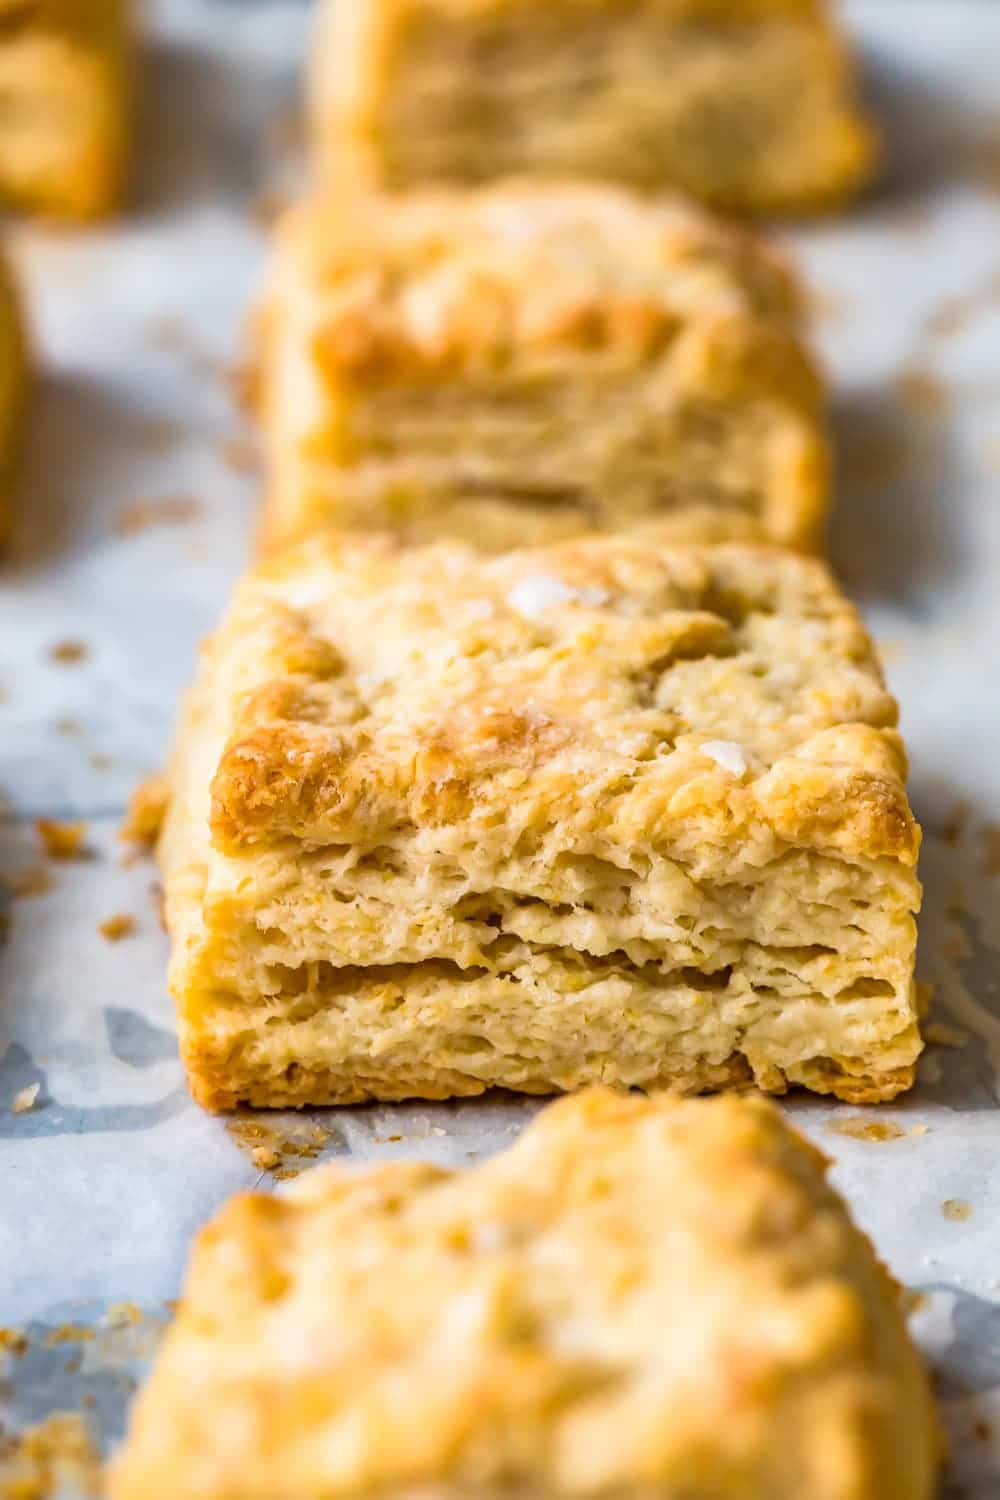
[
  {"x1": 310, "y1": 0, "x2": 877, "y2": 213},
  {"x1": 109, "y1": 1088, "x2": 938, "y2": 1500},
  {"x1": 0, "y1": 0, "x2": 130, "y2": 220},
  {"x1": 257, "y1": 182, "x2": 828, "y2": 554},
  {"x1": 159, "y1": 531, "x2": 922, "y2": 1111}
]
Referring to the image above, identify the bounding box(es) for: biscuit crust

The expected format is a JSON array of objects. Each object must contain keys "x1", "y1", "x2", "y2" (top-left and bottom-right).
[
  {"x1": 310, "y1": 0, "x2": 877, "y2": 212},
  {"x1": 109, "y1": 1088, "x2": 939, "y2": 1500},
  {"x1": 159, "y1": 532, "x2": 922, "y2": 1111},
  {"x1": 257, "y1": 182, "x2": 828, "y2": 554}
]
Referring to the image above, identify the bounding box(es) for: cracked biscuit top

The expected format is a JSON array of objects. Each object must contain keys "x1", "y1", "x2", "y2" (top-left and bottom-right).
[{"x1": 204, "y1": 531, "x2": 917, "y2": 874}]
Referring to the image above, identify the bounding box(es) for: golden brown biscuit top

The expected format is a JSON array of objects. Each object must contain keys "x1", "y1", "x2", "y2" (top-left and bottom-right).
[
  {"x1": 205, "y1": 533, "x2": 917, "y2": 868},
  {"x1": 109, "y1": 1089, "x2": 937, "y2": 1500},
  {"x1": 275, "y1": 181, "x2": 801, "y2": 378}
]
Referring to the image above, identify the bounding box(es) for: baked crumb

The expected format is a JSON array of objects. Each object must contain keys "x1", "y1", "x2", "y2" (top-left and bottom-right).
[
  {"x1": 939, "y1": 800, "x2": 969, "y2": 846},
  {"x1": 45, "y1": 1325, "x2": 95, "y2": 1346},
  {"x1": 915, "y1": 980, "x2": 935, "y2": 1017},
  {"x1": 3, "y1": 866, "x2": 53, "y2": 899},
  {"x1": 11, "y1": 1083, "x2": 39, "y2": 1114},
  {"x1": 942, "y1": 1198, "x2": 973, "y2": 1222},
  {"x1": 48, "y1": 639, "x2": 88, "y2": 665},
  {"x1": 899, "y1": 1289, "x2": 928, "y2": 1317},
  {"x1": 228, "y1": 357, "x2": 259, "y2": 416},
  {"x1": 105, "y1": 1302, "x2": 143, "y2": 1328},
  {"x1": 895, "y1": 367, "x2": 950, "y2": 415},
  {"x1": 0, "y1": 1327, "x2": 27, "y2": 1356},
  {"x1": 250, "y1": 191, "x2": 289, "y2": 230},
  {"x1": 228, "y1": 1119, "x2": 332, "y2": 1177},
  {"x1": 115, "y1": 495, "x2": 202, "y2": 537},
  {"x1": 99, "y1": 913, "x2": 136, "y2": 943},
  {"x1": 825, "y1": 1117, "x2": 905, "y2": 1143},
  {"x1": 924, "y1": 1021, "x2": 969, "y2": 1049},
  {"x1": 250, "y1": 1146, "x2": 280, "y2": 1171},
  {"x1": 925, "y1": 299, "x2": 967, "y2": 341},
  {"x1": 220, "y1": 436, "x2": 258, "y2": 474},
  {"x1": 924, "y1": 268, "x2": 1000, "y2": 341},
  {"x1": 36, "y1": 819, "x2": 89, "y2": 860},
  {"x1": 910, "y1": 1124, "x2": 930, "y2": 1137},
  {"x1": 0, "y1": 1413, "x2": 100, "y2": 1500},
  {"x1": 121, "y1": 774, "x2": 170, "y2": 847}
]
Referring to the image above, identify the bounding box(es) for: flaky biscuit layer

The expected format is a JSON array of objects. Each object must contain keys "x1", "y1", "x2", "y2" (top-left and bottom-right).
[
  {"x1": 158, "y1": 533, "x2": 921, "y2": 1110},
  {"x1": 258, "y1": 181, "x2": 828, "y2": 552}
]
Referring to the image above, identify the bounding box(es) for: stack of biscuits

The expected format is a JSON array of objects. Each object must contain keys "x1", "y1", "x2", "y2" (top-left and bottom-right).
[{"x1": 29, "y1": 2, "x2": 933, "y2": 1494}]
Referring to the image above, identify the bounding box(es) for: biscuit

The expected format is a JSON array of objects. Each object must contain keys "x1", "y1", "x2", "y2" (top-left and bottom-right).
[
  {"x1": 158, "y1": 531, "x2": 922, "y2": 1111},
  {"x1": 311, "y1": 0, "x2": 877, "y2": 213},
  {"x1": 109, "y1": 1088, "x2": 939, "y2": 1500},
  {"x1": 0, "y1": 250, "x2": 26, "y2": 544},
  {"x1": 258, "y1": 182, "x2": 828, "y2": 553},
  {"x1": 0, "y1": 0, "x2": 130, "y2": 219}
]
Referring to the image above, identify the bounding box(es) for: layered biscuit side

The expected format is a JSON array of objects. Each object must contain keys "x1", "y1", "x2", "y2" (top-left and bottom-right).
[
  {"x1": 257, "y1": 183, "x2": 828, "y2": 554},
  {"x1": 160, "y1": 533, "x2": 922, "y2": 1112},
  {"x1": 310, "y1": 0, "x2": 877, "y2": 212},
  {"x1": 109, "y1": 1089, "x2": 939, "y2": 1500},
  {"x1": 0, "y1": 0, "x2": 130, "y2": 219}
]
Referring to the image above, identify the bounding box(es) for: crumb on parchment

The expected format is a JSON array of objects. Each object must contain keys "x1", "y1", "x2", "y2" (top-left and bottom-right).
[
  {"x1": 121, "y1": 773, "x2": 170, "y2": 847},
  {"x1": 0, "y1": 1412, "x2": 101, "y2": 1499},
  {"x1": 221, "y1": 436, "x2": 259, "y2": 474},
  {"x1": 924, "y1": 1021, "x2": 969, "y2": 1049},
  {"x1": 11, "y1": 1084, "x2": 39, "y2": 1115},
  {"x1": 115, "y1": 495, "x2": 202, "y2": 537},
  {"x1": 895, "y1": 366, "x2": 950, "y2": 415},
  {"x1": 2, "y1": 867, "x2": 53, "y2": 899},
  {"x1": 44, "y1": 1326, "x2": 94, "y2": 1347},
  {"x1": 98, "y1": 913, "x2": 136, "y2": 943},
  {"x1": 36, "y1": 819, "x2": 89, "y2": 861},
  {"x1": 825, "y1": 1117, "x2": 905, "y2": 1143},
  {"x1": 48, "y1": 640, "x2": 88, "y2": 665},
  {"x1": 228, "y1": 1119, "x2": 332, "y2": 1179}
]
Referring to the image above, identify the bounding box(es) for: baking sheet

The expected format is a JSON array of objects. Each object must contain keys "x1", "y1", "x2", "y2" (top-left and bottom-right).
[{"x1": 2, "y1": 1, "x2": 1000, "y2": 1492}]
